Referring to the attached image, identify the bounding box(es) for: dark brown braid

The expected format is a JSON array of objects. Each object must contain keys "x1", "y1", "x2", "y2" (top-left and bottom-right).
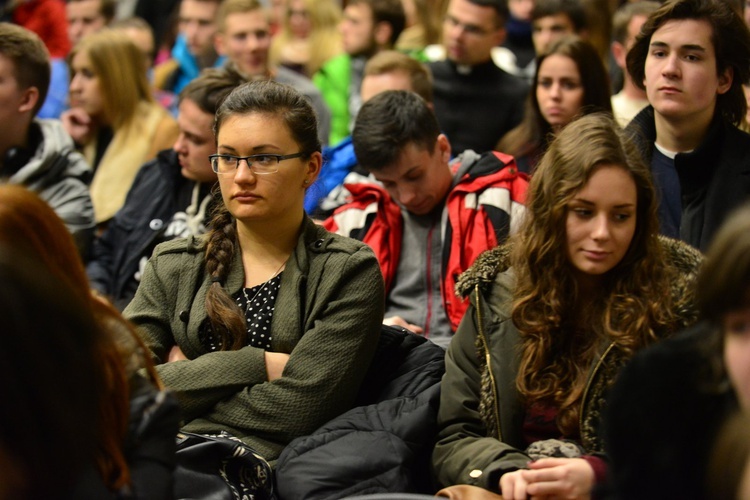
[{"x1": 204, "y1": 203, "x2": 247, "y2": 350}]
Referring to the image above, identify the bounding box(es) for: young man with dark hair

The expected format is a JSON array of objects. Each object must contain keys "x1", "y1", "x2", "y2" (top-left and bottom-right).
[
  {"x1": 306, "y1": 50, "x2": 434, "y2": 217},
  {"x1": 0, "y1": 23, "x2": 94, "y2": 254},
  {"x1": 429, "y1": 0, "x2": 528, "y2": 155},
  {"x1": 625, "y1": 0, "x2": 750, "y2": 251},
  {"x1": 325, "y1": 90, "x2": 527, "y2": 347},
  {"x1": 530, "y1": 0, "x2": 587, "y2": 54},
  {"x1": 313, "y1": 0, "x2": 406, "y2": 145},
  {"x1": 87, "y1": 68, "x2": 245, "y2": 310},
  {"x1": 66, "y1": 0, "x2": 116, "y2": 46}
]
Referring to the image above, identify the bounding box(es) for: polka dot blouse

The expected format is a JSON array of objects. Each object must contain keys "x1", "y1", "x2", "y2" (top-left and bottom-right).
[{"x1": 200, "y1": 273, "x2": 283, "y2": 352}]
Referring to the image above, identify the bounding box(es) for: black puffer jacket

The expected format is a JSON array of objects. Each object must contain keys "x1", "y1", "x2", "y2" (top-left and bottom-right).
[{"x1": 275, "y1": 327, "x2": 445, "y2": 499}]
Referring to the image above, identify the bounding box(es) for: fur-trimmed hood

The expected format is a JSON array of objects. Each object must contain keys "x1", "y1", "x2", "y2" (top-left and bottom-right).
[{"x1": 456, "y1": 235, "x2": 703, "y2": 304}]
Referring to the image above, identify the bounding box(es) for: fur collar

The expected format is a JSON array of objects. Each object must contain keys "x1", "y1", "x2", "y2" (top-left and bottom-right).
[{"x1": 456, "y1": 235, "x2": 703, "y2": 299}]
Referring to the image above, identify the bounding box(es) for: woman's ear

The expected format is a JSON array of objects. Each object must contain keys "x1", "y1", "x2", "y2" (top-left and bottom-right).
[{"x1": 304, "y1": 151, "x2": 323, "y2": 187}]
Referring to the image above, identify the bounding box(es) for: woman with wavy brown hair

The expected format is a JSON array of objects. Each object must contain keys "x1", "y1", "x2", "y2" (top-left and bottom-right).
[
  {"x1": 0, "y1": 184, "x2": 179, "y2": 499},
  {"x1": 432, "y1": 113, "x2": 702, "y2": 499}
]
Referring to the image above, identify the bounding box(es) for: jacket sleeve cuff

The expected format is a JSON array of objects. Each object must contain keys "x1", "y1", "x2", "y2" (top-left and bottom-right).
[{"x1": 581, "y1": 455, "x2": 607, "y2": 485}]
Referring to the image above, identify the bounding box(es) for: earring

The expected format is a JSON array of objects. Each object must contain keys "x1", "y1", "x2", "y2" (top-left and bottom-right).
[{"x1": 303, "y1": 179, "x2": 310, "y2": 186}]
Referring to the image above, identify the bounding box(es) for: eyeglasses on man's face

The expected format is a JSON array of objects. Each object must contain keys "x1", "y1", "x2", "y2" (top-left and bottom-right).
[{"x1": 209, "y1": 152, "x2": 308, "y2": 175}]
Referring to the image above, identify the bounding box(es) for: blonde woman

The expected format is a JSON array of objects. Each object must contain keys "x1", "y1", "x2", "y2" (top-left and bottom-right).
[
  {"x1": 63, "y1": 29, "x2": 179, "y2": 224},
  {"x1": 269, "y1": 0, "x2": 343, "y2": 77}
]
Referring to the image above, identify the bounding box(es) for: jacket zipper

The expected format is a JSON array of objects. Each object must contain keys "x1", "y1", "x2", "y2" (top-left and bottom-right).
[
  {"x1": 474, "y1": 284, "x2": 502, "y2": 441},
  {"x1": 579, "y1": 341, "x2": 615, "y2": 446}
]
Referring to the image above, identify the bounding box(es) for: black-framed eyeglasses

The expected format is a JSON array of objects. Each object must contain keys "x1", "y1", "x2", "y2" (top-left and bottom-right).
[{"x1": 209, "y1": 152, "x2": 308, "y2": 175}]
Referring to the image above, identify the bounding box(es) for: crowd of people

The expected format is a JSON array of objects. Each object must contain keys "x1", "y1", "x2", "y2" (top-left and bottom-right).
[{"x1": 1, "y1": 0, "x2": 750, "y2": 498}]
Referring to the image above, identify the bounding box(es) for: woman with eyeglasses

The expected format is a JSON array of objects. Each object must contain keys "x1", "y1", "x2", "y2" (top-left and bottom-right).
[{"x1": 124, "y1": 80, "x2": 385, "y2": 469}]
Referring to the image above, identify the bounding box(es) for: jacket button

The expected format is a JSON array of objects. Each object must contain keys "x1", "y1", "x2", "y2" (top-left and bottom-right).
[
  {"x1": 469, "y1": 469, "x2": 483, "y2": 478},
  {"x1": 179, "y1": 310, "x2": 189, "y2": 323},
  {"x1": 149, "y1": 218, "x2": 164, "y2": 230},
  {"x1": 313, "y1": 239, "x2": 324, "y2": 248}
]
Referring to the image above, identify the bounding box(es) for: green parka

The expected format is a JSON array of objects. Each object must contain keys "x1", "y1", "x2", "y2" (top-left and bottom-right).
[
  {"x1": 432, "y1": 237, "x2": 702, "y2": 491},
  {"x1": 124, "y1": 217, "x2": 385, "y2": 462}
]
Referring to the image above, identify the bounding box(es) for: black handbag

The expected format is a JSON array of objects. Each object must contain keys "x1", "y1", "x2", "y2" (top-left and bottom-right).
[{"x1": 174, "y1": 431, "x2": 274, "y2": 500}]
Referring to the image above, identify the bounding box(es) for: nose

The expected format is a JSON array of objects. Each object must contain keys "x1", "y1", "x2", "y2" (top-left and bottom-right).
[
  {"x1": 549, "y1": 82, "x2": 562, "y2": 100},
  {"x1": 234, "y1": 158, "x2": 258, "y2": 183},
  {"x1": 397, "y1": 185, "x2": 418, "y2": 206},
  {"x1": 662, "y1": 53, "x2": 680, "y2": 78},
  {"x1": 173, "y1": 133, "x2": 186, "y2": 153},
  {"x1": 69, "y1": 73, "x2": 81, "y2": 92},
  {"x1": 183, "y1": 22, "x2": 197, "y2": 43},
  {"x1": 591, "y1": 214, "x2": 611, "y2": 241}
]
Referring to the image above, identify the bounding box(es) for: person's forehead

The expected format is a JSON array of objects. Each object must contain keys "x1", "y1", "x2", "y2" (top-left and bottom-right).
[
  {"x1": 447, "y1": 0, "x2": 500, "y2": 27},
  {"x1": 181, "y1": 0, "x2": 220, "y2": 20},
  {"x1": 344, "y1": 3, "x2": 374, "y2": 22},
  {"x1": 627, "y1": 14, "x2": 648, "y2": 40},
  {"x1": 223, "y1": 10, "x2": 269, "y2": 34},
  {"x1": 67, "y1": 0, "x2": 103, "y2": 17},
  {"x1": 534, "y1": 13, "x2": 575, "y2": 29},
  {"x1": 651, "y1": 18, "x2": 715, "y2": 50}
]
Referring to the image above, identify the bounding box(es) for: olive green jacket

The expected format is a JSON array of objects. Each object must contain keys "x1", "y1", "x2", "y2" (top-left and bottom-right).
[
  {"x1": 432, "y1": 237, "x2": 702, "y2": 491},
  {"x1": 124, "y1": 218, "x2": 385, "y2": 462}
]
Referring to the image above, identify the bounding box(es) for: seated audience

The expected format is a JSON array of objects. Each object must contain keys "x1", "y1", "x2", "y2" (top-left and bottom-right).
[
  {"x1": 305, "y1": 50, "x2": 433, "y2": 217},
  {"x1": 0, "y1": 23, "x2": 94, "y2": 254},
  {"x1": 313, "y1": 0, "x2": 406, "y2": 146},
  {"x1": 123, "y1": 81, "x2": 384, "y2": 475},
  {"x1": 87, "y1": 68, "x2": 245, "y2": 310},
  {"x1": 609, "y1": 1, "x2": 659, "y2": 127},
  {"x1": 606, "y1": 202, "x2": 750, "y2": 499},
  {"x1": 325, "y1": 90, "x2": 528, "y2": 348},
  {"x1": 432, "y1": 113, "x2": 702, "y2": 498},
  {"x1": 625, "y1": 0, "x2": 750, "y2": 250},
  {"x1": 531, "y1": 0, "x2": 587, "y2": 55},
  {"x1": 38, "y1": 0, "x2": 116, "y2": 119},
  {"x1": 498, "y1": 0, "x2": 535, "y2": 81},
  {"x1": 429, "y1": 0, "x2": 528, "y2": 155},
  {"x1": 269, "y1": 0, "x2": 343, "y2": 78},
  {"x1": 154, "y1": 0, "x2": 225, "y2": 114},
  {"x1": 9, "y1": 0, "x2": 70, "y2": 58},
  {"x1": 498, "y1": 35, "x2": 611, "y2": 174},
  {"x1": 62, "y1": 29, "x2": 179, "y2": 225},
  {"x1": 67, "y1": 0, "x2": 115, "y2": 47},
  {"x1": 214, "y1": 0, "x2": 332, "y2": 145},
  {"x1": 0, "y1": 184, "x2": 179, "y2": 499},
  {"x1": 396, "y1": 0, "x2": 442, "y2": 52}
]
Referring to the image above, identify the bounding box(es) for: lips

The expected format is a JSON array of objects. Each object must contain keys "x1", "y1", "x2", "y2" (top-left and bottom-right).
[
  {"x1": 232, "y1": 191, "x2": 261, "y2": 201},
  {"x1": 582, "y1": 250, "x2": 610, "y2": 261},
  {"x1": 659, "y1": 86, "x2": 681, "y2": 94}
]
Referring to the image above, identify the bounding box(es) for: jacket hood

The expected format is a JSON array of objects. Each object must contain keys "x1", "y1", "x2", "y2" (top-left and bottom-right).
[
  {"x1": 10, "y1": 119, "x2": 91, "y2": 188},
  {"x1": 456, "y1": 235, "x2": 703, "y2": 299}
]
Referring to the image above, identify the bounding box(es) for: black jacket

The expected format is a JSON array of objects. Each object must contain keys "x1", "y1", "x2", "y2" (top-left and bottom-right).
[
  {"x1": 626, "y1": 106, "x2": 750, "y2": 251},
  {"x1": 87, "y1": 149, "x2": 214, "y2": 310},
  {"x1": 604, "y1": 322, "x2": 737, "y2": 499},
  {"x1": 275, "y1": 327, "x2": 446, "y2": 499}
]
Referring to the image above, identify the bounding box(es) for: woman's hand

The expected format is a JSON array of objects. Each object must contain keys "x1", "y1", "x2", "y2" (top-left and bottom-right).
[
  {"x1": 168, "y1": 345, "x2": 188, "y2": 362},
  {"x1": 500, "y1": 469, "x2": 531, "y2": 499},
  {"x1": 61, "y1": 107, "x2": 93, "y2": 145},
  {"x1": 265, "y1": 352, "x2": 290, "y2": 381},
  {"x1": 383, "y1": 316, "x2": 424, "y2": 334},
  {"x1": 526, "y1": 457, "x2": 594, "y2": 499}
]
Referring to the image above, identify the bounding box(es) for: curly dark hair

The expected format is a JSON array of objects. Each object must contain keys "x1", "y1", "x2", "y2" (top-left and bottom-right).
[{"x1": 511, "y1": 113, "x2": 679, "y2": 436}]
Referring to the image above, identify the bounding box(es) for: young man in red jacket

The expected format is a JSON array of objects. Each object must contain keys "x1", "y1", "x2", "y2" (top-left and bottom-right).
[{"x1": 325, "y1": 90, "x2": 528, "y2": 348}]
